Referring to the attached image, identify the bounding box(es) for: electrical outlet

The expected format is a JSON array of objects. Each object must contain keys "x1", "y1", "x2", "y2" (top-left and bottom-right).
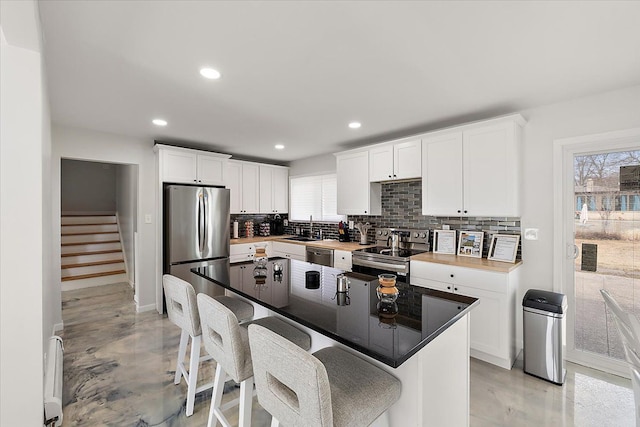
[
  {"x1": 145, "y1": 214, "x2": 152, "y2": 224},
  {"x1": 442, "y1": 224, "x2": 450, "y2": 230},
  {"x1": 283, "y1": 219, "x2": 288, "y2": 226},
  {"x1": 524, "y1": 228, "x2": 539, "y2": 240},
  {"x1": 349, "y1": 220, "x2": 354, "y2": 229}
]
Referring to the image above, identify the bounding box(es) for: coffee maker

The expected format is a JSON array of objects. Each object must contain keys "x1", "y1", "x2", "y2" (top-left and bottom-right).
[{"x1": 270, "y1": 214, "x2": 285, "y2": 235}]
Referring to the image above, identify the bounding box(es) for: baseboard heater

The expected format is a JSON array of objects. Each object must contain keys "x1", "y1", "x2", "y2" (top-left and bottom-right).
[{"x1": 44, "y1": 336, "x2": 64, "y2": 426}]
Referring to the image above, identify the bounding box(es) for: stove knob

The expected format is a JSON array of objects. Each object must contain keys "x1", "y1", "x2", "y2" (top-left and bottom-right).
[
  {"x1": 420, "y1": 233, "x2": 427, "y2": 238},
  {"x1": 383, "y1": 230, "x2": 388, "y2": 236},
  {"x1": 378, "y1": 230, "x2": 382, "y2": 235},
  {"x1": 414, "y1": 232, "x2": 419, "y2": 238}
]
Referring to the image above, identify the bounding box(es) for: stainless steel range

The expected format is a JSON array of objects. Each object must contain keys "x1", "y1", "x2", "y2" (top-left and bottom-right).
[{"x1": 351, "y1": 228, "x2": 430, "y2": 281}]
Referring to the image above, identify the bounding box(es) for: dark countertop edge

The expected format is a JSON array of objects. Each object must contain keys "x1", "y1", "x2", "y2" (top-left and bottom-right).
[{"x1": 191, "y1": 265, "x2": 479, "y2": 369}]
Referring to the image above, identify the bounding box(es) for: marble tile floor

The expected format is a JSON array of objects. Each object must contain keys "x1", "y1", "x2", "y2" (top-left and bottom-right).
[{"x1": 61, "y1": 282, "x2": 635, "y2": 426}]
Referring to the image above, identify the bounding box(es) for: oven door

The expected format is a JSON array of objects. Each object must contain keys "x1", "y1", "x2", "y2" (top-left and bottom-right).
[{"x1": 352, "y1": 256, "x2": 409, "y2": 283}]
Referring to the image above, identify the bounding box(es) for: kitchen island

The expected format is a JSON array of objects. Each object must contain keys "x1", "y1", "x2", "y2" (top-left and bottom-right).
[{"x1": 192, "y1": 258, "x2": 478, "y2": 426}]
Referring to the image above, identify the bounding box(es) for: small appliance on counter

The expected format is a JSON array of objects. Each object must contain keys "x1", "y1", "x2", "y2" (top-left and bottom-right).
[
  {"x1": 270, "y1": 214, "x2": 285, "y2": 235},
  {"x1": 338, "y1": 221, "x2": 350, "y2": 242}
]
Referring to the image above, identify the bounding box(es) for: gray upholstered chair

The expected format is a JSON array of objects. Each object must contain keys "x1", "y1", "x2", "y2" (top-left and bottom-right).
[
  {"x1": 248, "y1": 323, "x2": 402, "y2": 427},
  {"x1": 197, "y1": 293, "x2": 311, "y2": 427},
  {"x1": 162, "y1": 274, "x2": 254, "y2": 416}
]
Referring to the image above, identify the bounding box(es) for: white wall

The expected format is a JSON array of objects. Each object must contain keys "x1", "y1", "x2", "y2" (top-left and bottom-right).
[
  {"x1": 53, "y1": 126, "x2": 157, "y2": 311},
  {"x1": 61, "y1": 159, "x2": 117, "y2": 213},
  {"x1": 116, "y1": 164, "x2": 138, "y2": 288},
  {"x1": 289, "y1": 152, "x2": 336, "y2": 176},
  {"x1": 0, "y1": 1, "x2": 49, "y2": 424},
  {"x1": 516, "y1": 84, "x2": 640, "y2": 344}
]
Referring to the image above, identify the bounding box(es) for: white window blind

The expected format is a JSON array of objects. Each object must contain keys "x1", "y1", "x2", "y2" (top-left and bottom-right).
[{"x1": 290, "y1": 174, "x2": 346, "y2": 222}]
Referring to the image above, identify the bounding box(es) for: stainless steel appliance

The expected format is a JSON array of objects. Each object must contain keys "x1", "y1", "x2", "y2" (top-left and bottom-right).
[
  {"x1": 164, "y1": 184, "x2": 230, "y2": 295},
  {"x1": 352, "y1": 228, "x2": 430, "y2": 281},
  {"x1": 306, "y1": 246, "x2": 334, "y2": 267}
]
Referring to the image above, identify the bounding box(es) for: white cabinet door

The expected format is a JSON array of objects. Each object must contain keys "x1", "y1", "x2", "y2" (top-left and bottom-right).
[
  {"x1": 162, "y1": 150, "x2": 198, "y2": 184},
  {"x1": 368, "y1": 145, "x2": 394, "y2": 182},
  {"x1": 393, "y1": 139, "x2": 421, "y2": 180},
  {"x1": 336, "y1": 151, "x2": 380, "y2": 215},
  {"x1": 259, "y1": 165, "x2": 289, "y2": 213},
  {"x1": 196, "y1": 154, "x2": 226, "y2": 185},
  {"x1": 225, "y1": 161, "x2": 243, "y2": 214},
  {"x1": 463, "y1": 121, "x2": 520, "y2": 216},
  {"x1": 368, "y1": 139, "x2": 421, "y2": 182},
  {"x1": 333, "y1": 249, "x2": 352, "y2": 271},
  {"x1": 272, "y1": 167, "x2": 288, "y2": 213},
  {"x1": 241, "y1": 162, "x2": 260, "y2": 214},
  {"x1": 457, "y1": 284, "x2": 506, "y2": 359},
  {"x1": 422, "y1": 132, "x2": 464, "y2": 216}
]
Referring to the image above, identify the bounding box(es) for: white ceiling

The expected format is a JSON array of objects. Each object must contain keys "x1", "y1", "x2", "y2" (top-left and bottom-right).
[{"x1": 38, "y1": 1, "x2": 640, "y2": 163}]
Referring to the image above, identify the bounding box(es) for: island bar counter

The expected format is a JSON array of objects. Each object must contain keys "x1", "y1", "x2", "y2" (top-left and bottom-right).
[{"x1": 192, "y1": 258, "x2": 478, "y2": 426}]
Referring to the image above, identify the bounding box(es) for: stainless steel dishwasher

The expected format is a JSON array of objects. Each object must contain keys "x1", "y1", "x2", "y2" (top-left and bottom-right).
[{"x1": 305, "y1": 246, "x2": 334, "y2": 267}]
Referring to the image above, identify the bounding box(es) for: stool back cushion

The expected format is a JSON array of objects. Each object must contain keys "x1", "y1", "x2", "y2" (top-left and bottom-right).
[
  {"x1": 248, "y1": 324, "x2": 332, "y2": 427},
  {"x1": 163, "y1": 275, "x2": 201, "y2": 337},
  {"x1": 197, "y1": 293, "x2": 247, "y2": 382}
]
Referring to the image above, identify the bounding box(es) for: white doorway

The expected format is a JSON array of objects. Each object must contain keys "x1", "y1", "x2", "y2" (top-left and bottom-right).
[{"x1": 554, "y1": 128, "x2": 640, "y2": 376}]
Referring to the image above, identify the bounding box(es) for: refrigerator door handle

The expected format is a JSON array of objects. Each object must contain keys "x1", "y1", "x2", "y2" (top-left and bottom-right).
[
  {"x1": 198, "y1": 192, "x2": 205, "y2": 256},
  {"x1": 203, "y1": 191, "x2": 208, "y2": 255}
]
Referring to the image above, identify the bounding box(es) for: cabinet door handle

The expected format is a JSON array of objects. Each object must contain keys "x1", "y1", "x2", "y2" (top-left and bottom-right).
[
  {"x1": 447, "y1": 286, "x2": 451, "y2": 290},
  {"x1": 454, "y1": 287, "x2": 458, "y2": 291},
  {"x1": 388, "y1": 175, "x2": 392, "y2": 178},
  {"x1": 364, "y1": 210, "x2": 367, "y2": 214},
  {"x1": 450, "y1": 274, "x2": 454, "y2": 278},
  {"x1": 457, "y1": 210, "x2": 461, "y2": 213},
  {"x1": 463, "y1": 210, "x2": 467, "y2": 214}
]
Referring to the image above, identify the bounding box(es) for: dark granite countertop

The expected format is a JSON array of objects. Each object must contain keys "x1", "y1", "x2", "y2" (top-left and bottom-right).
[{"x1": 192, "y1": 258, "x2": 478, "y2": 368}]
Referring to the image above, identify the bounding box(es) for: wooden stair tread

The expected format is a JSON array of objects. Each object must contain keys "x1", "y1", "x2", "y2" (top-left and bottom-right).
[
  {"x1": 62, "y1": 223, "x2": 116, "y2": 227},
  {"x1": 61, "y1": 231, "x2": 118, "y2": 236},
  {"x1": 62, "y1": 259, "x2": 124, "y2": 269},
  {"x1": 62, "y1": 249, "x2": 122, "y2": 257},
  {"x1": 62, "y1": 240, "x2": 120, "y2": 246},
  {"x1": 62, "y1": 270, "x2": 126, "y2": 281}
]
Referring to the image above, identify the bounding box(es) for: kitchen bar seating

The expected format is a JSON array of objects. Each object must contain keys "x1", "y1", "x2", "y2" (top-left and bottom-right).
[
  {"x1": 197, "y1": 294, "x2": 311, "y2": 427},
  {"x1": 162, "y1": 274, "x2": 254, "y2": 416},
  {"x1": 248, "y1": 323, "x2": 402, "y2": 427},
  {"x1": 600, "y1": 289, "x2": 640, "y2": 426}
]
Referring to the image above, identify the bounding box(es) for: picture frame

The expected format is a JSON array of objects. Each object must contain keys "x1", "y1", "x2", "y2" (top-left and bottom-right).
[
  {"x1": 488, "y1": 234, "x2": 520, "y2": 263},
  {"x1": 457, "y1": 231, "x2": 484, "y2": 258},
  {"x1": 433, "y1": 230, "x2": 457, "y2": 255}
]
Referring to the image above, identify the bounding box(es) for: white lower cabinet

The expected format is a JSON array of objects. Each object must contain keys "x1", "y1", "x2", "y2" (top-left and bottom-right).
[
  {"x1": 411, "y1": 260, "x2": 520, "y2": 369},
  {"x1": 230, "y1": 242, "x2": 272, "y2": 263},
  {"x1": 271, "y1": 241, "x2": 306, "y2": 262}
]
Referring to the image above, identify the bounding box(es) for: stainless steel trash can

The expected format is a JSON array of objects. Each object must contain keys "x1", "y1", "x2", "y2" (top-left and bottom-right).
[{"x1": 523, "y1": 289, "x2": 568, "y2": 385}]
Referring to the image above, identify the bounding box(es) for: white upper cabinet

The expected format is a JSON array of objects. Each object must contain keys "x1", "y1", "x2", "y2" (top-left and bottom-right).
[
  {"x1": 369, "y1": 139, "x2": 422, "y2": 182},
  {"x1": 336, "y1": 150, "x2": 381, "y2": 215},
  {"x1": 259, "y1": 165, "x2": 289, "y2": 213},
  {"x1": 160, "y1": 146, "x2": 230, "y2": 185},
  {"x1": 225, "y1": 160, "x2": 260, "y2": 214},
  {"x1": 422, "y1": 115, "x2": 524, "y2": 217}
]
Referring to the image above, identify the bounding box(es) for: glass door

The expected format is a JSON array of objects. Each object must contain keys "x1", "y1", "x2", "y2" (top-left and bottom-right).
[{"x1": 558, "y1": 132, "x2": 640, "y2": 375}]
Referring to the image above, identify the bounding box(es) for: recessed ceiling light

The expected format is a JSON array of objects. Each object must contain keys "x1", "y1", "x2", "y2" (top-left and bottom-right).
[
  {"x1": 152, "y1": 119, "x2": 168, "y2": 126},
  {"x1": 200, "y1": 67, "x2": 221, "y2": 79},
  {"x1": 348, "y1": 122, "x2": 362, "y2": 129},
  {"x1": 274, "y1": 144, "x2": 285, "y2": 150}
]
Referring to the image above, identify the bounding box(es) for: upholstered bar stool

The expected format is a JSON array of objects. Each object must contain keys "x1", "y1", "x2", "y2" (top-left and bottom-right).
[
  {"x1": 163, "y1": 274, "x2": 254, "y2": 416},
  {"x1": 197, "y1": 293, "x2": 311, "y2": 427},
  {"x1": 248, "y1": 324, "x2": 402, "y2": 427}
]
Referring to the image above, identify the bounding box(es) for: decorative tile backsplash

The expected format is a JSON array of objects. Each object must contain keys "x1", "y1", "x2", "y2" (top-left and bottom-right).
[{"x1": 233, "y1": 180, "x2": 522, "y2": 259}]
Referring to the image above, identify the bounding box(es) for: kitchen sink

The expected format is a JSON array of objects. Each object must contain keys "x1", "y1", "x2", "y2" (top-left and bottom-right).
[{"x1": 284, "y1": 236, "x2": 319, "y2": 242}]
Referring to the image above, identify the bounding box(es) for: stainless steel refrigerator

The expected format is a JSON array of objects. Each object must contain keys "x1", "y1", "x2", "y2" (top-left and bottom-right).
[{"x1": 164, "y1": 184, "x2": 230, "y2": 296}]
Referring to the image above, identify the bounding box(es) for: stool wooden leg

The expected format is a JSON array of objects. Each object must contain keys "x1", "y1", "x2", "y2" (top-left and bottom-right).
[
  {"x1": 208, "y1": 363, "x2": 226, "y2": 427},
  {"x1": 185, "y1": 334, "x2": 201, "y2": 417},
  {"x1": 175, "y1": 329, "x2": 189, "y2": 385},
  {"x1": 239, "y1": 376, "x2": 253, "y2": 427}
]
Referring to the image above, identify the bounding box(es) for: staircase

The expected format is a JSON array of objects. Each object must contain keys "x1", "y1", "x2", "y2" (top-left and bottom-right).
[{"x1": 61, "y1": 215, "x2": 128, "y2": 290}]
